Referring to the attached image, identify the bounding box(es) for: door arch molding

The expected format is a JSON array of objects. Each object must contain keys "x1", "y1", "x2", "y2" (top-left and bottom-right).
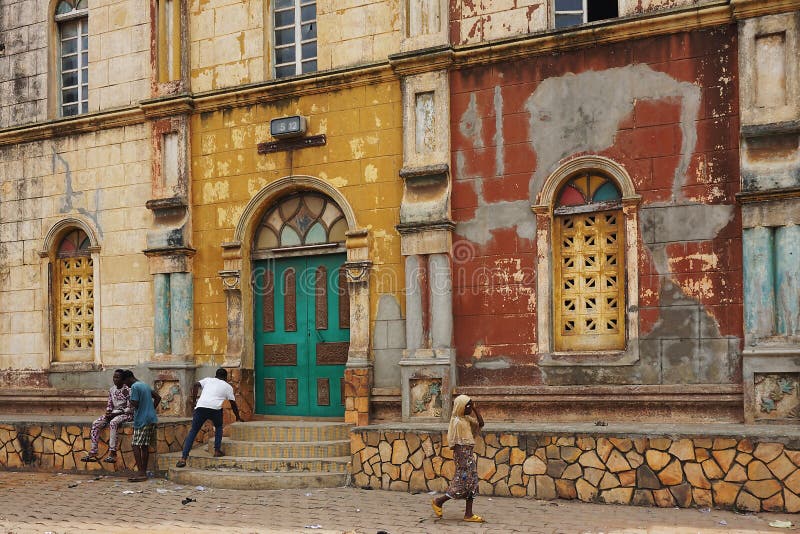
[
  {"x1": 221, "y1": 175, "x2": 371, "y2": 381},
  {"x1": 234, "y1": 175, "x2": 359, "y2": 245}
]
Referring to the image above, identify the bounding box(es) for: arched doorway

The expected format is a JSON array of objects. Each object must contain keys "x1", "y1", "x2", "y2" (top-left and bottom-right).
[{"x1": 251, "y1": 191, "x2": 350, "y2": 417}]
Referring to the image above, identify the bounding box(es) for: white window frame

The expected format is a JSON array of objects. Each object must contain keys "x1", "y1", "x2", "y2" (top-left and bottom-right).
[
  {"x1": 273, "y1": 0, "x2": 317, "y2": 79},
  {"x1": 55, "y1": 3, "x2": 89, "y2": 117},
  {"x1": 554, "y1": 0, "x2": 588, "y2": 28}
]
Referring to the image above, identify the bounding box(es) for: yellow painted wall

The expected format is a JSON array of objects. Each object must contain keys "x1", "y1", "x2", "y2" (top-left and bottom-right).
[{"x1": 190, "y1": 80, "x2": 404, "y2": 364}]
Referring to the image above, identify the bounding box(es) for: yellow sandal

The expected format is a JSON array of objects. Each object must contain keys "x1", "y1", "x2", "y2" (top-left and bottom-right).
[
  {"x1": 431, "y1": 499, "x2": 443, "y2": 518},
  {"x1": 464, "y1": 514, "x2": 484, "y2": 523}
]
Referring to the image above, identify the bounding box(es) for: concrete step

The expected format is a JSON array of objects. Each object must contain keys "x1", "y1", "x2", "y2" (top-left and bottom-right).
[
  {"x1": 229, "y1": 421, "x2": 351, "y2": 442},
  {"x1": 167, "y1": 467, "x2": 348, "y2": 490},
  {"x1": 157, "y1": 450, "x2": 349, "y2": 473},
  {"x1": 212, "y1": 437, "x2": 350, "y2": 458}
]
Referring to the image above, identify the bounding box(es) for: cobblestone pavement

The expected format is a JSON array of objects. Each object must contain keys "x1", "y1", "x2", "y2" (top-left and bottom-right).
[{"x1": 0, "y1": 472, "x2": 797, "y2": 534}]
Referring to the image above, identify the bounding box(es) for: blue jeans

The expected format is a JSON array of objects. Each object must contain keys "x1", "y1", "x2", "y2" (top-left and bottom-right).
[{"x1": 182, "y1": 407, "x2": 223, "y2": 458}]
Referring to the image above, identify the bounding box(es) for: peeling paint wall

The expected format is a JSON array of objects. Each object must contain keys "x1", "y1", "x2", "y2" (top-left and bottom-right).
[
  {"x1": 0, "y1": 124, "x2": 155, "y2": 372},
  {"x1": 450, "y1": 27, "x2": 742, "y2": 387},
  {"x1": 191, "y1": 83, "x2": 404, "y2": 363},
  {"x1": 449, "y1": 0, "x2": 708, "y2": 46},
  {"x1": 0, "y1": 0, "x2": 150, "y2": 128},
  {"x1": 189, "y1": 0, "x2": 402, "y2": 93}
]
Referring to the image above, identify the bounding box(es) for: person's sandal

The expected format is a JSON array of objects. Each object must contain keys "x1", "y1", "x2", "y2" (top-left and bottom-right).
[
  {"x1": 431, "y1": 499, "x2": 443, "y2": 518},
  {"x1": 81, "y1": 454, "x2": 99, "y2": 462},
  {"x1": 464, "y1": 514, "x2": 484, "y2": 523},
  {"x1": 175, "y1": 459, "x2": 187, "y2": 468},
  {"x1": 103, "y1": 455, "x2": 117, "y2": 463}
]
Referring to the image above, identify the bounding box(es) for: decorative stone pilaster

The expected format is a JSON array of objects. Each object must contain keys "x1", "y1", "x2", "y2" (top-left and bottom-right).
[
  {"x1": 343, "y1": 229, "x2": 373, "y2": 425},
  {"x1": 391, "y1": 53, "x2": 456, "y2": 422},
  {"x1": 737, "y1": 12, "x2": 800, "y2": 424},
  {"x1": 219, "y1": 241, "x2": 244, "y2": 366}
]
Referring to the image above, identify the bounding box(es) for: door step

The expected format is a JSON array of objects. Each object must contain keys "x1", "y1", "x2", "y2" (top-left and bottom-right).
[
  {"x1": 163, "y1": 421, "x2": 352, "y2": 490},
  {"x1": 158, "y1": 450, "x2": 349, "y2": 473},
  {"x1": 167, "y1": 467, "x2": 347, "y2": 490}
]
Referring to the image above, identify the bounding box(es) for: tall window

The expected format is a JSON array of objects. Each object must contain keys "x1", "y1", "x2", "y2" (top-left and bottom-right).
[
  {"x1": 56, "y1": 229, "x2": 94, "y2": 359},
  {"x1": 554, "y1": 0, "x2": 618, "y2": 29},
  {"x1": 273, "y1": 0, "x2": 317, "y2": 79},
  {"x1": 55, "y1": 0, "x2": 89, "y2": 116},
  {"x1": 553, "y1": 173, "x2": 624, "y2": 351}
]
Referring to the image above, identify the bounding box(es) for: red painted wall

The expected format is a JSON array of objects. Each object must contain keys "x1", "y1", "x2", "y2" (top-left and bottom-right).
[{"x1": 450, "y1": 26, "x2": 742, "y2": 387}]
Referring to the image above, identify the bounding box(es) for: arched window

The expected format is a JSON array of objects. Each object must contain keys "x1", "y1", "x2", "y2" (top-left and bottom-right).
[
  {"x1": 253, "y1": 191, "x2": 347, "y2": 252},
  {"x1": 56, "y1": 229, "x2": 94, "y2": 358},
  {"x1": 553, "y1": 173, "x2": 625, "y2": 351},
  {"x1": 55, "y1": 0, "x2": 88, "y2": 116}
]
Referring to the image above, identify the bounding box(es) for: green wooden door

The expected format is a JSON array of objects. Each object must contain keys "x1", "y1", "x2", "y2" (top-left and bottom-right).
[{"x1": 254, "y1": 253, "x2": 349, "y2": 416}]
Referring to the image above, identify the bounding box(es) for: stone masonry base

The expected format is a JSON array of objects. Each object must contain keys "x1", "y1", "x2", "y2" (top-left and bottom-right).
[
  {"x1": 0, "y1": 416, "x2": 208, "y2": 474},
  {"x1": 351, "y1": 423, "x2": 800, "y2": 513}
]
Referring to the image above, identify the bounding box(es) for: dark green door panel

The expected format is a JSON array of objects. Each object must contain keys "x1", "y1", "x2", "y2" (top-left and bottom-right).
[{"x1": 254, "y1": 253, "x2": 348, "y2": 416}]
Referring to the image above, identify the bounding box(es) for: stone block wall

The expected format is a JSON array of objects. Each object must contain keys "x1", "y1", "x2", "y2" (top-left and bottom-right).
[
  {"x1": 0, "y1": 0, "x2": 150, "y2": 128},
  {"x1": 188, "y1": 0, "x2": 401, "y2": 93},
  {"x1": 0, "y1": 123, "x2": 154, "y2": 374},
  {"x1": 0, "y1": 417, "x2": 206, "y2": 474},
  {"x1": 351, "y1": 426, "x2": 800, "y2": 513}
]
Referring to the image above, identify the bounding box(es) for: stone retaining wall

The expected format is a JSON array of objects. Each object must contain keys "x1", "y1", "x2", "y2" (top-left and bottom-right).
[
  {"x1": 0, "y1": 417, "x2": 207, "y2": 474},
  {"x1": 351, "y1": 426, "x2": 800, "y2": 513}
]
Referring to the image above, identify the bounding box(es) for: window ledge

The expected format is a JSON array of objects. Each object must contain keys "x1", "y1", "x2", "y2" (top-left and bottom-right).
[{"x1": 539, "y1": 349, "x2": 638, "y2": 367}]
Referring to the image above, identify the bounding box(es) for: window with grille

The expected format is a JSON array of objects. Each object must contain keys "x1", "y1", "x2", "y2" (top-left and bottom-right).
[
  {"x1": 55, "y1": 0, "x2": 89, "y2": 116},
  {"x1": 554, "y1": 0, "x2": 618, "y2": 29},
  {"x1": 273, "y1": 0, "x2": 317, "y2": 79},
  {"x1": 553, "y1": 173, "x2": 624, "y2": 351},
  {"x1": 56, "y1": 229, "x2": 94, "y2": 357}
]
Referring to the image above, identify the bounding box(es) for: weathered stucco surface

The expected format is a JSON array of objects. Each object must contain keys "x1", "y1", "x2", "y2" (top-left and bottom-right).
[
  {"x1": 0, "y1": 0, "x2": 150, "y2": 128},
  {"x1": 191, "y1": 83, "x2": 404, "y2": 364},
  {"x1": 451, "y1": 27, "x2": 742, "y2": 387},
  {"x1": 189, "y1": 0, "x2": 402, "y2": 93},
  {"x1": 0, "y1": 125, "x2": 155, "y2": 373}
]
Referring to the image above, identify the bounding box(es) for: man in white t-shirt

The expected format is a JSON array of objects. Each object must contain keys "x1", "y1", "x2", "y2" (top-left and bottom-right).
[{"x1": 176, "y1": 368, "x2": 242, "y2": 467}]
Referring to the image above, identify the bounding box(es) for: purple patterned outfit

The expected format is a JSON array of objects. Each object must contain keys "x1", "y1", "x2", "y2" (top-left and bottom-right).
[{"x1": 89, "y1": 385, "x2": 132, "y2": 455}]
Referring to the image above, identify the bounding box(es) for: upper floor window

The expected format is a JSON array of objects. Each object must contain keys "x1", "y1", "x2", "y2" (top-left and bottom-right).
[
  {"x1": 554, "y1": 0, "x2": 618, "y2": 29},
  {"x1": 55, "y1": 0, "x2": 88, "y2": 116},
  {"x1": 273, "y1": 0, "x2": 317, "y2": 78}
]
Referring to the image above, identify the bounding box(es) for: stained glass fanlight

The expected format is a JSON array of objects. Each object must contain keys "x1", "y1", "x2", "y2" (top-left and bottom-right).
[
  {"x1": 254, "y1": 192, "x2": 347, "y2": 251},
  {"x1": 555, "y1": 173, "x2": 621, "y2": 209},
  {"x1": 57, "y1": 229, "x2": 91, "y2": 257}
]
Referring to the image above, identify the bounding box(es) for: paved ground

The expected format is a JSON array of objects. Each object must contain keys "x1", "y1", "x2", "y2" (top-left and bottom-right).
[{"x1": 0, "y1": 472, "x2": 797, "y2": 534}]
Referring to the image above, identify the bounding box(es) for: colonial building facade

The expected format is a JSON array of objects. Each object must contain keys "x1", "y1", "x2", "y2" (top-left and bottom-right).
[{"x1": 1, "y1": 0, "x2": 800, "y2": 512}]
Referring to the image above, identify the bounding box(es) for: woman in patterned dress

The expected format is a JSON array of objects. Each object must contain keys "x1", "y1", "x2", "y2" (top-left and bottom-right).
[{"x1": 431, "y1": 394, "x2": 485, "y2": 522}]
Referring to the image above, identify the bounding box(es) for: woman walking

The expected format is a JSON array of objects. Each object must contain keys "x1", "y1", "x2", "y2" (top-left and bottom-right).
[{"x1": 431, "y1": 394, "x2": 485, "y2": 522}]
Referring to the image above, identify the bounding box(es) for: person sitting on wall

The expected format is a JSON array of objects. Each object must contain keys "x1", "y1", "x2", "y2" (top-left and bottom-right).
[
  {"x1": 122, "y1": 370, "x2": 162, "y2": 482},
  {"x1": 175, "y1": 368, "x2": 242, "y2": 468},
  {"x1": 81, "y1": 368, "x2": 133, "y2": 464}
]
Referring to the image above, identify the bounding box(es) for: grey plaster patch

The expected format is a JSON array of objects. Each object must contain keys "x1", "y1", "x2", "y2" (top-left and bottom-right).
[
  {"x1": 460, "y1": 92, "x2": 484, "y2": 149},
  {"x1": 373, "y1": 294, "x2": 405, "y2": 388},
  {"x1": 661, "y1": 338, "x2": 701, "y2": 384},
  {"x1": 473, "y1": 357, "x2": 511, "y2": 369},
  {"x1": 456, "y1": 64, "x2": 701, "y2": 245},
  {"x1": 640, "y1": 204, "x2": 735, "y2": 246},
  {"x1": 526, "y1": 65, "x2": 700, "y2": 203},
  {"x1": 494, "y1": 85, "x2": 504, "y2": 177}
]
